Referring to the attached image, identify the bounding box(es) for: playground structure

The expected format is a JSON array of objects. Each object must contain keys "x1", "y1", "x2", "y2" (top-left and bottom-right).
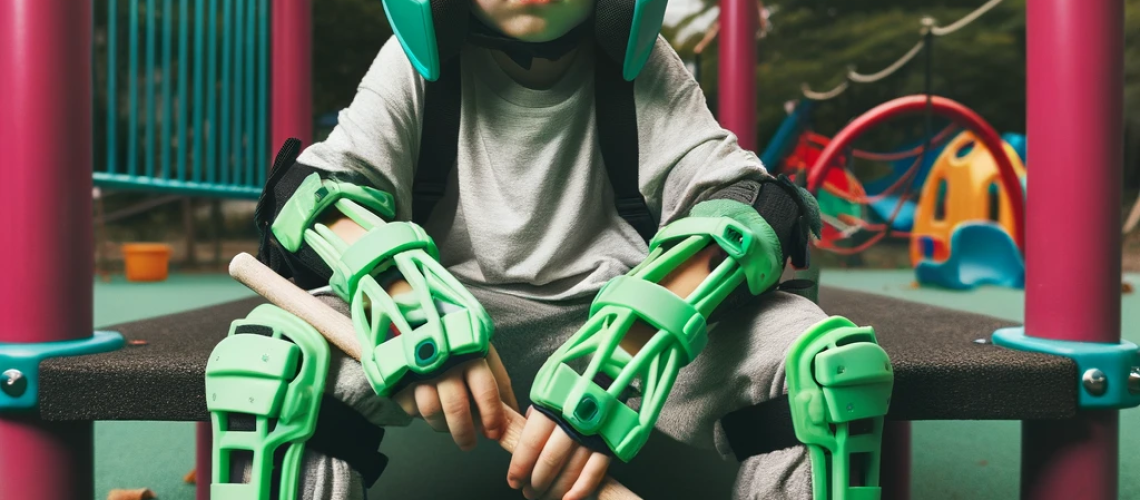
[
  {"x1": 0, "y1": 1, "x2": 1136, "y2": 500},
  {"x1": 910, "y1": 130, "x2": 1028, "y2": 289},
  {"x1": 762, "y1": 95, "x2": 1033, "y2": 289}
]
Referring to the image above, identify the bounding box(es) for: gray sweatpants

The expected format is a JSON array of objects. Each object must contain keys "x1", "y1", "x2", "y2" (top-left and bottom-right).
[{"x1": 244, "y1": 285, "x2": 824, "y2": 499}]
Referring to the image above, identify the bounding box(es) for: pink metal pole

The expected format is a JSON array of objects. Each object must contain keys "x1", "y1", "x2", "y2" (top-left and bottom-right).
[
  {"x1": 271, "y1": 0, "x2": 313, "y2": 149},
  {"x1": 880, "y1": 421, "x2": 911, "y2": 500},
  {"x1": 197, "y1": 421, "x2": 212, "y2": 500},
  {"x1": 0, "y1": 0, "x2": 95, "y2": 498},
  {"x1": 1022, "y1": 0, "x2": 1123, "y2": 499},
  {"x1": 718, "y1": 0, "x2": 756, "y2": 152}
]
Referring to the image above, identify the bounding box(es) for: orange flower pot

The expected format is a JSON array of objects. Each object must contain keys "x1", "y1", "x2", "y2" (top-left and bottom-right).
[{"x1": 122, "y1": 243, "x2": 172, "y2": 282}]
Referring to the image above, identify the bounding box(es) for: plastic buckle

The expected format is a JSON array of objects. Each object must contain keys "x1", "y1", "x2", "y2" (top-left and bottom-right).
[
  {"x1": 992, "y1": 327, "x2": 1140, "y2": 410},
  {"x1": 0, "y1": 331, "x2": 125, "y2": 411},
  {"x1": 786, "y1": 316, "x2": 894, "y2": 500}
]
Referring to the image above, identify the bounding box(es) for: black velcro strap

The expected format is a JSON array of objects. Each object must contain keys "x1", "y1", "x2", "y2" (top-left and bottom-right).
[
  {"x1": 707, "y1": 176, "x2": 812, "y2": 269},
  {"x1": 720, "y1": 394, "x2": 801, "y2": 462},
  {"x1": 307, "y1": 395, "x2": 389, "y2": 487},
  {"x1": 224, "y1": 395, "x2": 389, "y2": 488},
  {"x1": 595, "y1": 47, "x2": 656, "y2": 244},
  {"x1": 412, "y1": 56, "x2": 463, "y2": 226}
]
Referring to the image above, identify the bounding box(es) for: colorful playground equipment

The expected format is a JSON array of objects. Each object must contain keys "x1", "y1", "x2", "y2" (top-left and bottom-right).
[
  {"x1": 1, "y1": 1, "x2": 1136, "y2": 500},
  {"x1": 911, "y1": 130, "x2": 1028, "y2": 289},
  {"x1": 767, "y1": 96, "x2": 1032, "y2": 290}
]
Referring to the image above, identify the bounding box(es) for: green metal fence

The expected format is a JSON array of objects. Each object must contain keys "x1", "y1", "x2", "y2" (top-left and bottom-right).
[{"x1": 96, "y1": 0, "x2": 270, "y2": 199}]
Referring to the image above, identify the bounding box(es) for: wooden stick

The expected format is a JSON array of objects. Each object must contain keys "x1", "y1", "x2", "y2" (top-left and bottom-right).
[{"x1": 228, "y1": 252, "x2": 640, "y2": 500}]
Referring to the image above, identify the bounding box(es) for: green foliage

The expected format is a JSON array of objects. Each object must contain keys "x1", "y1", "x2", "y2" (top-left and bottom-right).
[{"x1": 670, "y1": 0, "x2": 1029, "y2": 148}]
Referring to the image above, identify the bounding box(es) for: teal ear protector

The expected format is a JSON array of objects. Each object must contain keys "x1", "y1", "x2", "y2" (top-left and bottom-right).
[{"x1": 381, "y1": 0, "x2": 669, "y2": 81}]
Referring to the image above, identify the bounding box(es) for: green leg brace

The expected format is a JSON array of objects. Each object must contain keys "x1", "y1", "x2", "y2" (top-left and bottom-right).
[
  {"x1": 786, "y1": 316, "x2": 894, "y2": 500},
  {"x1": 206, "y1": 304, "x2": 331, "y2": 500}
]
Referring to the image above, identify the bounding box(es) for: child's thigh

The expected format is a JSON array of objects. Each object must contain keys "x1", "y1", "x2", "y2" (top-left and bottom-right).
[
  {"x1": 655, "y1": 291, "x2": 827, "y2": 453},
  {"x1": 465, "y1": 285, "x2": 592, "y2": 405}
]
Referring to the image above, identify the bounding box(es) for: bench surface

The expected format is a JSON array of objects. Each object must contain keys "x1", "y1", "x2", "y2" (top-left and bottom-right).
[{"x1": 38, "y1": 286, "x2": 1076, "y2": 421}]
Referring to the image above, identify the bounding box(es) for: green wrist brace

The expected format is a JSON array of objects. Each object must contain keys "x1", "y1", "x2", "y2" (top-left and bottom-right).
[
  {"x1": 206, "y1": 304, "x2": 330, "y2": 500},
  {"x1": 787, "y1": 316, "x2": 894, "y2": 500},
  {"x1": 530, "y1": 200, "x2": 784, "y2": 462},
  {"x1": 271, "y1": 173, "x2": 492, "y2": 397}
]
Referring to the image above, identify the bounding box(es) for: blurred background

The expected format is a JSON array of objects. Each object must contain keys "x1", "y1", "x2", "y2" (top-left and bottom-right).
[{"x1": 88, "y1": 0, "x2": 1140, "y2": 275}]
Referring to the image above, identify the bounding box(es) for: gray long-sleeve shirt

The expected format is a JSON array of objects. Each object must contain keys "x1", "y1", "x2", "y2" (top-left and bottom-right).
[{"x1": 298, "y1": 35, "x2": 766, "y2": 301}]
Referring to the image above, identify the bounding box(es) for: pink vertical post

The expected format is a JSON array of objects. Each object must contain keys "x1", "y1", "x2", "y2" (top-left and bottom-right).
[
  {"x1": 271, "y1": 0, "x2": 313, "y2": 149},
  {"x1": 197, "y1": 421, "x2": 212, "y2": 500},
  {"x1": 718, "y1": 0, "x2": 756, "y2": 151},
  {"x1": 880, "y1": 421, "x2": 911, "y2": 500},
  {"x1": 1023, "y1": 1, "x2": 1123, "y2": 499},
  {"x1": 0, "y1": 1, "x2": 95, "y2": 499}
]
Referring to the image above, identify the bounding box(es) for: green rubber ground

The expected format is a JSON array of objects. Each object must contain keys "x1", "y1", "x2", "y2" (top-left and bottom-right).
[{"x1": 92, "y1": 271, "x2": 1140, "y2": 499}]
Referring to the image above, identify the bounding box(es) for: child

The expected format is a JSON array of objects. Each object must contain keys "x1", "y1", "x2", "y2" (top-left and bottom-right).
[{"x1": 210, "y1": 0, "x2": 861, "y2": 498}]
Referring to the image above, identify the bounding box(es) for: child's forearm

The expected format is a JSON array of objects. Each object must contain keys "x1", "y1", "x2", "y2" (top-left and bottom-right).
[
  {"x1": 618, "y1": 245, "x2": 721, "y2": 355},
  {"x1": 322, "y1": 213, "x2": 413, "y2": 295}
]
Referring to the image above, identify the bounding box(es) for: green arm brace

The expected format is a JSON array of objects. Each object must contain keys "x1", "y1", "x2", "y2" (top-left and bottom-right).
[
  {"x1": 786, "y1": 316, "x2": 894, "y2": 500},
  {"x1": 530, "y1": 200, "x2": 784, "y2": 462},
  {"x1": 206, "y1": 304, "x2": 330, "y2": 500},
  {"x1": 270, "y1": 173, "x2": 492, "y2": 397}
]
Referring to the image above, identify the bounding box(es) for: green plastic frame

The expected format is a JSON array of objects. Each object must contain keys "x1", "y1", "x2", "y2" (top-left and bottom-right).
[
  {"x1": 272, "y1": 172, "x2": 396, "y2": 255},
  {"x1": 786, "y1": 316, "x2": 894, "y2": 500},
  {"x1": 272, "y1": 173, "x2": 490, "y2": 396},
  {"x1": 206, "y1": 304, "x2": 330, "y2": 500},
  {"x1": 352, "y1": 241, "x2": 492, "y2": 397},
  {"x1": 530, "y1": 213, "x2": 781, "y2": 462}
]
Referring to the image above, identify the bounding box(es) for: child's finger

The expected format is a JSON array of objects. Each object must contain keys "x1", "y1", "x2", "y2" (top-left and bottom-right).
[
  {"x1": 466, "y1": 359, "x2": 505, "y2": 440},
  {"x1": 508, "y1": 409, "x2": 557, "y2": 490},
  {"x1": 529, "y1": 428, "x2": 576, "y2": 496},
  {"x1": 414, "y1": 383, "x2": 448, "y2": 433},
  {"x1": 393, "y1": 386, "x2": 419, "y2": 417},
  {"x1": 436, "y1": 371, "x2": 477, "y2": 451},
  {"x1": 564, "y1": 453, "x2": 611, "y2": 500},
  {"x1": 544, "y1": 445, "x2": 592, "y2": 500},
  {"x1": 487, "y1": 344, "x2": 520, "y2": 412}
]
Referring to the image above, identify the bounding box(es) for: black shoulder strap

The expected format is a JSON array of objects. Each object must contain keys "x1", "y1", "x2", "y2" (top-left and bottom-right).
[
  {"x1": 412, "y1": 56, "x2": 463, "y2": 225},
  {"x1": 411, "y1": 51, "x2": 657, "y2": 244},
  {"x1": 594, "y1": 49, "x2": 657, "y2": 243}
]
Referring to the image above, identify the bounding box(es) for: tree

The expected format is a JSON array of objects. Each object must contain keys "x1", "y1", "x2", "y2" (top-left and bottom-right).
[{"x1": 667, "y1": 0, "x2": 1140, "y2": 189}]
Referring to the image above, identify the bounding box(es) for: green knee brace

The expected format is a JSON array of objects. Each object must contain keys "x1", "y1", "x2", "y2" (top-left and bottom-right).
[
  {"x1": 205, "y1": 304, "x2": 330, "y2": 500},
  {"x1": 530, "y1": 200, "x2": 785, "y2": 462},
  {"x1": 272, "y1": 173, "x2": 492, "y2": 396},
  {"x1": 786, "y1": 316, "x2": 894, "y2": 500}
]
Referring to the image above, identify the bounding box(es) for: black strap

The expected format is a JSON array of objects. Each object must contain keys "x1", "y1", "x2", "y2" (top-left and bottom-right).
[
  {"x1": 228, "y1": 394, "x2": 389, "y2": 490},
  {"x1": 720, "y1": 394, "x2": 801, "y2": 462},
  {"x1": 307, "y1": 395, "x2": 389, "y2": 487},
  {"x1": 595, "y1": 48, "x2": 657, "y2": 243},
  {"x1": 412, "y1": 56, "x2": 463, "y2": 226}
]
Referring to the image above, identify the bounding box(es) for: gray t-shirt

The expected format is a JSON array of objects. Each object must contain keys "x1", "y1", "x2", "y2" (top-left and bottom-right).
[{"x1": 298, "y1": 35, "x2": 767, "y2": 301}]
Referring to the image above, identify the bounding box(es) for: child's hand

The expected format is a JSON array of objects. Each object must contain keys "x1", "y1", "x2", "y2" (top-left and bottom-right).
[
  {"x1": 392, "y1": 343, "x2": 518, "y2": 450},
  {"x1": 507, "y1": 407, "x2": 611, "y2": 500}
]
